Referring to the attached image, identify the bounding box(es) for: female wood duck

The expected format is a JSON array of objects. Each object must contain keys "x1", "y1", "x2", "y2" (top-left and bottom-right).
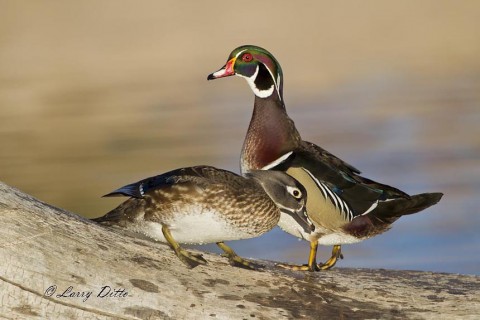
[
  {"x1": 207, "y1": 45, "x2": 443, "y2": 271},
  {"x1": 93, "y1": 165, "x2": 310, "y2": 269}
]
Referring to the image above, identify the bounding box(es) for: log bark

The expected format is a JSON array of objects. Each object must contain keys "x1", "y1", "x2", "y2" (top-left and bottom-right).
[{"x1": 0, "y1": 181, "x2": 478, "y2": 320}]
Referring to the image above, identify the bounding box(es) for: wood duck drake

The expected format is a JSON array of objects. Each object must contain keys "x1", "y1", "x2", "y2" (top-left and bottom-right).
[
  {"x1": 207, "y1": 45, "x2": 443, "y2": 271},
  {"x1": 93, "y1": 165, "x2": 310, "y2": 269}
]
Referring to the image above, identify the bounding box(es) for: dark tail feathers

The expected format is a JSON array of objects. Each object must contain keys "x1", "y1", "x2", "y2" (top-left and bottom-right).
[
  {"x1": 92, "y1": 198, "x2": 142, "y2": 225},
  {"x1": 374, "y1": 192, "x2": 443, "y2": 221}
]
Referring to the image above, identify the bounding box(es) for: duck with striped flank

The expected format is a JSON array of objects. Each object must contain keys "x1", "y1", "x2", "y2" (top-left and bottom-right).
[{"x1": 208, "y1": 45, "x2": 443, "y2": 271}]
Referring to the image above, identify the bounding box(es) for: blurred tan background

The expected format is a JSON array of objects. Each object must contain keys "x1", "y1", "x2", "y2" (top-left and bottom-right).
[{"x1": 1, "y1": 1, "x2": 479, "y2": 274}]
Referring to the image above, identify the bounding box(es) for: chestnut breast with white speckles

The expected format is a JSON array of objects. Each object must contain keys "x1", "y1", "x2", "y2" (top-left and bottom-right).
[{"x1": 241, "y1": 95, "x2": 301, "y2": 174}]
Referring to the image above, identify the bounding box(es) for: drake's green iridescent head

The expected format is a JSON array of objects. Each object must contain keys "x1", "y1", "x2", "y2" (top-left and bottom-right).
[{"x1": 208, "y1": 45, "x2": 284, "y2": 101}]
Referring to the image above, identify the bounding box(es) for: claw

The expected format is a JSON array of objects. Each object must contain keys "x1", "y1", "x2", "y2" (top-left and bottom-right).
[
  {"x1": 277, "y1": 262, "x2": 319, "y2": 272},
  {"x1": 176, "y1": 248, "x2": 208, "y2": 268},
  {"x1": 216, "y1": 242, "x2": 264, "y2": 270},
  {"x1": 318, "y1": 245, "x2": 342, "y2": 270},
  {"x1": 228, "y1": 255, "x2": 264, "y2": 270},
  {"x1": 277, "y1": 244, "x2": 343, "y2": 272},
  {"x1": 162, "y1": 225, "x2": 207, "y2": 268},
  {"x1": 277, "y1": 240, "x2": 320, "y2": 272}
]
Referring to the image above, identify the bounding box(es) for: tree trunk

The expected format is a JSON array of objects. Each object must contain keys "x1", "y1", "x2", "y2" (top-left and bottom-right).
[{"x1": 0, "y1": 181, "x2": 478, "y2": 319}]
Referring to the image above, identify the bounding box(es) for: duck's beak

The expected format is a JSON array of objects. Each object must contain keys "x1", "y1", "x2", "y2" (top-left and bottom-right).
[
  {"x1": 297, "y1": 207, "x2": 315, "y2": 232},
  {"x1": 207, "y1": 57, "x2": 236, "y2": 80}
]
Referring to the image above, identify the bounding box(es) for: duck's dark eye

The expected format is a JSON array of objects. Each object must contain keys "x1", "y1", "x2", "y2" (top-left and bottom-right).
[
  {"x1": 242, "y1": 53, "x2": 253, "y2": 62},
  {"x1": 287, "y1": 186, "x2": 302, "y2": 199}
]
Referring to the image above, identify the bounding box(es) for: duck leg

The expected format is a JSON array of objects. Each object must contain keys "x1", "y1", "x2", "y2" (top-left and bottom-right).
[
  {"x1": 318, "y1": 245, "x2": 343, "y2": 270},
  {"x1": 216, "y1": 242, "x2": 264, "y2": 270},
  {"x1": 162, "y1": 225, "x2": 207, "y2": 268},
  {"x1": 277, "y1": 240, "x2": 320, "y2": 272}
]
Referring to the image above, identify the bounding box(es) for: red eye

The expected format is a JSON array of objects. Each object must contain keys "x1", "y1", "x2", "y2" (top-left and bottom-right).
[{"x1": 242, "y1": 53, "x2": 253, "y2": 62}]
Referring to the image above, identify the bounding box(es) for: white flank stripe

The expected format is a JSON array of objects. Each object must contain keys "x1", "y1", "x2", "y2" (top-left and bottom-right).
[
  {"x1": 303, "y1": 168, "x2": 354, "y2": 221},
  {"x1": 336, "y1": 191, "x2": 345, "y2": 213},
  {"x1": 323, "y1": 183, "x2": 339, "y2": 209},
  {"x1": 361, "y1": 201, "x2": 378, "y2": 215},
  {"x1": 316, "y1": 179, "x2": 329, "y2": 199},
  {"x1": 361, "y1": 198, "x2": 395, "y2": 216}
]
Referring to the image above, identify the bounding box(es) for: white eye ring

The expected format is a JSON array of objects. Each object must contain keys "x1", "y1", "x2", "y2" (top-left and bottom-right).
[{"x1": 286, "y1": 186, "x2": 302, "y2": 199}]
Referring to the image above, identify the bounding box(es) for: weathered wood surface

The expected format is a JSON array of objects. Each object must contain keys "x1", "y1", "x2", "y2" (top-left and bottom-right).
[{"x1": 0, "y1": 181, "x2": 478, "y2": 320}]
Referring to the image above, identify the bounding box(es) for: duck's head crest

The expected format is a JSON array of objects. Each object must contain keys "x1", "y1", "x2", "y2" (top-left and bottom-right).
[{"x1": 208, "y1": 45, "x2": 284, "y2": 101}]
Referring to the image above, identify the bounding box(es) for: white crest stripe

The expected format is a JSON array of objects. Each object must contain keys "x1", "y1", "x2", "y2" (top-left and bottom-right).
[
  {"x1": 362, "y1": 201, "x2": 378, "y2": 215},
  {"x1": 235, "y1": 49, "x2": 248, "y2": 59},
  {"x1": 262, "y1": 61, "x2": 282, "y2": 101}
]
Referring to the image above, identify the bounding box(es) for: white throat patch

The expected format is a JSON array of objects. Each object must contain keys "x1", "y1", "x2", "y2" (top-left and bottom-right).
[
  {"x1": 238, "y1": 66, "x2": 275, "y2": 98},
  {"x1": 234, "y1": 48, "x2": 282, "y2": 100}
]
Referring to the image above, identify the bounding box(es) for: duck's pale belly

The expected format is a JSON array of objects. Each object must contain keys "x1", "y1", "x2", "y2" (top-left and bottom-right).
[
  {"x1": 125, "y1": 209, "x2": 260, "y2": 245},
  {"x1": 317, "y1": 233, "x2": 364, "y2": 245}
]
